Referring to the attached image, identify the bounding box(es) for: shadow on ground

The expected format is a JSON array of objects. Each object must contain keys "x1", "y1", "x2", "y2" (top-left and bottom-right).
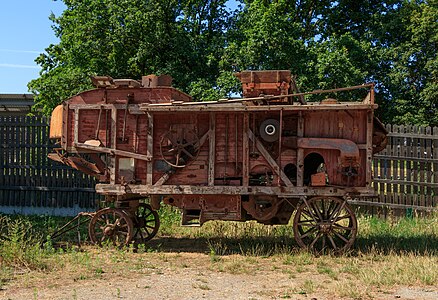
[{"x1": 146, "y1": 233, "x2": 438, "y2": 256}]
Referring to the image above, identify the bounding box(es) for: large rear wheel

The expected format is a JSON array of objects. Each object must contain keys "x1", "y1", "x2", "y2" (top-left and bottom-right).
[{"x1": 293, "y1": 196, "x2": 357, "y2": 255}]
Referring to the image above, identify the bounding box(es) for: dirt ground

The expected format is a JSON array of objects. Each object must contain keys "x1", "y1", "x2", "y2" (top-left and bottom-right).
[{"x1": 1, "y1": 249, "x2": 437, "y2": 300}]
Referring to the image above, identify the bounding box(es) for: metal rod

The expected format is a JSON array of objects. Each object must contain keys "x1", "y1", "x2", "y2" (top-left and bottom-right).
[{"x1": 144, "y1": 83, "x2": 375, "y2": 107}]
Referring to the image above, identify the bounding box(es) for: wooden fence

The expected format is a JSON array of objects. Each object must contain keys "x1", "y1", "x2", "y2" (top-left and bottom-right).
[
  {"x1": 0, "y1": 116, "x2": 98, "y2": 216},
  {"x1": 368, "y1": 124, "x2": 438, "y2": 212},
  {"x1": 0, "y1": 116, "x2": 436, "y2": 216}
]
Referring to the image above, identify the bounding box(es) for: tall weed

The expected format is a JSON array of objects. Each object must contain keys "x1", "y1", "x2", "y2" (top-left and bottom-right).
[{"x1": 0, "y1": 216, "x2": 50, "y2": 270}]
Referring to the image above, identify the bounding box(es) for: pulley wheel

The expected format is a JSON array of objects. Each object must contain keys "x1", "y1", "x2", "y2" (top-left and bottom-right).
[{"x1": 259, "y1": 119, "x2": 280, "y2": 142}]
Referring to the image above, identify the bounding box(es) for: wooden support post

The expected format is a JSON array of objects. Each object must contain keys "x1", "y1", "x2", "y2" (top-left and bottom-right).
[
  {"x1": 366, "y1": 111, "x2": 373, "y2": 187},
  {"x1": 247, "y1": 130, "x2": 293, "y2": 187},
  {"x1": 147, "y1": 112, "x2": 154, "y2": 185},
  {"x1": 208, "y1": 112, "x2": 216, "y2": 186},
  {"x1": 73, "y1": 108, "x2": 79, "y2": 145},
  {"x1": 110, "y1": 106, "x2": 117, "y2": 184},
  {"x1": 297, "y1": 112, "x2": 304, "y2": 187},
  {"x1": 278, "y1": 109, "x2": 283, "y2": 186},
  {"x1": 242, "y1": 113, "x2": 249, "y2": 187}
]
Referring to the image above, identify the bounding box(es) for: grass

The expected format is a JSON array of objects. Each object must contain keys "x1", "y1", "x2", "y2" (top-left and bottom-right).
[{"x1": 0, "y1": 208, "x2": 437, "y2": 298}]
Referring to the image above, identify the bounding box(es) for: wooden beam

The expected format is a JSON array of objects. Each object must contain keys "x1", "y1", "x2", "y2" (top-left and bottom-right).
[
  {"x1": 247, "y1": 130, "x2": 293, "y2": 187},
  {"x1": 366, "y1": 111, "x2": 373, "y2": 187},
  {"x1": 95, "y1": 183, "x2": 376, "y2": 198},
  {"x1": 208, "y1": 113, "x2": 216, "y2": 186},
  {"x1": 110, "y1": 107, "x2": 117, "y2": 184},
  {"x1": 296, "y1": 112, "x2": 304, "y2": 187},
  {"x1": 147, "y1": 112, "x2": 154, "y2": 185},
  {"x1": 74, "y1": 143, "x2": 152, "y2": 161},
  {"x1": 242, "y1": 113, "x2": 249, "y2": 186}
]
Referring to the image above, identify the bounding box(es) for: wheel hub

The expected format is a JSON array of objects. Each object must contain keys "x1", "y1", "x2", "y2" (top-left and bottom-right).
[
  {"x1": 318, "y1": 223, "x2": 332, "y2": 234},
  {"x1": 103, "y1": 225, "x2": 114, "y2": 236}
]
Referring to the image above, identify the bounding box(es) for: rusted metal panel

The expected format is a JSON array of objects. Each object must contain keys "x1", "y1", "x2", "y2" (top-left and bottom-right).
[{"x1": 49, "y1": 105, "x2": 63, "y2": 139}]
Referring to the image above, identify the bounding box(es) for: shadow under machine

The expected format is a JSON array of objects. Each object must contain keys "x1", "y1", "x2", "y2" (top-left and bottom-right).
[{"x1": 49, "y1": 70, "x2": 387, "y2": 253}]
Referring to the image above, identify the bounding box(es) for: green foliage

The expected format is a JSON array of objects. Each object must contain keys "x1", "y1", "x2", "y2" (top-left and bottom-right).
[
  {"x1": 29, "y1": 0, "x2": 437, "y2": 126},
  {"x1": 0, "y1": 216, "x2": 50, "y2": 270}
]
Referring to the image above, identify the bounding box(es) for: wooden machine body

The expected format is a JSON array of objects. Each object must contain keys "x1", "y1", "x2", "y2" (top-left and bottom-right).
[{"x1": 49, "y1": 71, "x2": 384, "y2": 225}]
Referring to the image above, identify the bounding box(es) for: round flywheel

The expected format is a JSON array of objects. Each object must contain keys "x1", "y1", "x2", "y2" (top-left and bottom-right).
[{"x1": 159, "y1": 128, "x2": 200, "y2": 168}]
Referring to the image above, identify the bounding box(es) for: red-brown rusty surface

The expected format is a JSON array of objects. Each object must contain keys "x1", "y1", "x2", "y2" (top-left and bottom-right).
[{"x1": 49, "y1": 70, "x2": 386, "y2": 228}]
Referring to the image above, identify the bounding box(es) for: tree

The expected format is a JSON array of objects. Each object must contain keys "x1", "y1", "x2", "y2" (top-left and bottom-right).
[
  {"x1": 30, "y1": 0, "x2": 437, "y2": 127},
  {"x1": 29, "y1": 0, "x2": 233, "y2": 114}
]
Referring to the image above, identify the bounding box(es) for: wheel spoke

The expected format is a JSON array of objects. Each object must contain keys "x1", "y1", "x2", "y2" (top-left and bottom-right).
[
  {"x1": 333, "y1": 230, "x2": 350, "y2": 244},
  {"x1": 303, "y1": 199, "x2": 318, "y2": 222},
  {"x1": 310, "y1": 201, "x2": 323, "y2": 222},
  {"x1": 298, "y1": 219, "x2": 317, "y2": 226},
  {"x1": 300, "y1": 226, "x2": 318, "y2": 239},
  {"x1": 329, "y1": 201, "x2": 346, "y2": 222},
  {"x1": 321, "y1": 235, "x2": 327, "y2": 252},
  {"x1": 327, "y1": 234, "x2": 338, "y2": 250},
  {"x1": 175, "y1": 152, "x2": 181, "y2": 166},
  {"x1": 310, "y1": 232, "x2": 322, "y2": 248},
  {"x1": 333, "y1": 214, "x2": 351, "y2": 222},
  {"x1": 332, "y1": 223, "x2": 354, "y2": 231},
  {"x1": 182, "y1": 148, "x2": 194, "y2": 158}
]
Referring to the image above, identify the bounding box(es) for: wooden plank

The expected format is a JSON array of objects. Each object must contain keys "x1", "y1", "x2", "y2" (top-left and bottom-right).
[
  {"x1": 146, "y1": 112, "x2": 153, "y2": 185},
  {"x1": 405, "y1": 124, "x2": 413, "y2": 206},
  {"x1": 296, "y1": 112, "x2": 304, "y2": 187},
  {"x1": 399, "y1": 125, "x2": 406, "y2": 206},
  {"x1": 139, "y1": 103, "x2": 377, "y2": 112},
  {"x1": 208, "y1": 113, "x2": 215, "y2": 186},
  {"x1": 242, "y1": 113, "x2": 249, "y2": 186},
  {"x1": 433, "y1": 127, "x2": 438, "y2": 208},
  {"x1": 95, "y1": 183, "x2": 376, "y2": 197},
  {"x1": 391, "y1": 125, "x2": 400, "y2": 204},
  {"x1": 412, "y1": 125, "x2": 419, "y2": 206},
  {"x1": 110, "y1": 107, "x2": 117, "y2": 184},
  {"x1": 385, "y1": 132, "x2": 438, "y2": 140},
  {"x1": 419, "y1": 125, "x2": 426, "y2": 208},
  {"x1": 348, "y1": 199, "x2": 437, "y2": 212},
  {"x1": 424, "y1": 126, "x2": 432, "y2": 207},
  {"x1": 366, "y1": 111, "x2": 373, "y2": 187}
]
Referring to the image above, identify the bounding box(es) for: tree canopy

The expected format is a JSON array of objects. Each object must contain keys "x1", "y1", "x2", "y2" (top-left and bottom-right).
[{"x1": 29, "y1": 0, "x2": 437, "y2": 126}]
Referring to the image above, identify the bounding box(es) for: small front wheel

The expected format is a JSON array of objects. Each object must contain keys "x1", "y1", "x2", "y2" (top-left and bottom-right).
[
  {"x1": 88, "y1": 208, "x2": 134, "y2": 248},
  {"x1": 133, "y1": 203, "x2": 160, "y2": 244},
  {"x1": 293, "y1": 196, "x2": 357, "y2": 255}
]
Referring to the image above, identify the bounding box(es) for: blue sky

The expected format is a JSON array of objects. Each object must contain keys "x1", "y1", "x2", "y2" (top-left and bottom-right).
[
  {"x1": 0, "y1": 0, "x2": 240, "y2": 95},
  {"x1": 0, "y1": 1, "x2": 66, "y2": 94}
]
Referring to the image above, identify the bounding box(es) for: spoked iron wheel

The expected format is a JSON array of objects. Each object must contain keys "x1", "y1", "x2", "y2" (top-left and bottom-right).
[
  {"x1": 88, "y1": 208, "x2": 134, "y2": 248},
  {"x1": 293, "y1": 196, "x2": 357, "y2": 255},
  {"x1": 133, "y1": 203, "x2": 160, "y2": 244}
]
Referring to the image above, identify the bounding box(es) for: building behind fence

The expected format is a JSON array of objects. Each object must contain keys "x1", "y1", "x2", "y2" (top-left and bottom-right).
[{"x1": 0, "y1": 116, "x2": 436, "y2": 216}]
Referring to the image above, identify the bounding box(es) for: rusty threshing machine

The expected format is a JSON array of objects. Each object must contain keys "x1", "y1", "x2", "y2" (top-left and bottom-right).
[{"x1": 48, "y1": 70, "x2": 387, "y2": 253}]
